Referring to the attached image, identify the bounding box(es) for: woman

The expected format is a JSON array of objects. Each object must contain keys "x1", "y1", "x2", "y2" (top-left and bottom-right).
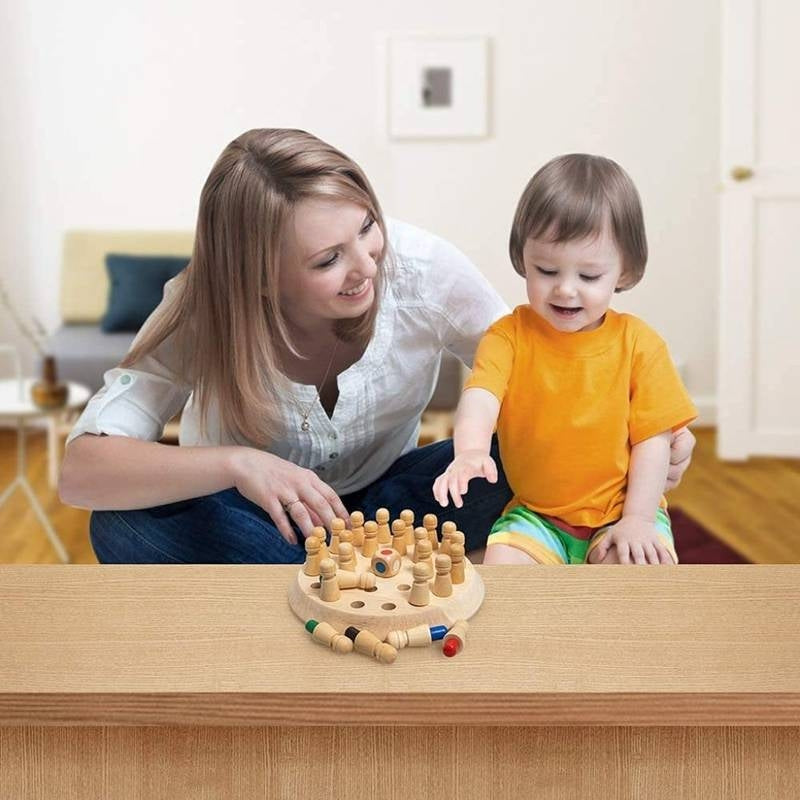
[{"x1": 59, "y1": 129, "x2": 694, "y2": 563}]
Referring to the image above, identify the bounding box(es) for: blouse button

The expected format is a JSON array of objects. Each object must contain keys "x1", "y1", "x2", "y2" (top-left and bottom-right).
[
  {"x1": 120, "y1": 374, "x2": 132, "y2": 385},
  {"x1": 330, "y1": 432, "x2": 338, "y2": 440},
  {"x1": 329, "y1": 452, "x2": 338, "y2": 460}
]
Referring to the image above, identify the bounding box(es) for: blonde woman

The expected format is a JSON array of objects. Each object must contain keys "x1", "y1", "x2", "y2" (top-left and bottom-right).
[{"x1": 59, "y1": 129, "x2": 695, "y2": 564}]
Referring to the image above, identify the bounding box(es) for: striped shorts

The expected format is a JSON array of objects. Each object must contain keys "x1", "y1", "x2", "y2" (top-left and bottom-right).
[{"x1": 486, "y1": 506, "x2": 678, "y2": 564}]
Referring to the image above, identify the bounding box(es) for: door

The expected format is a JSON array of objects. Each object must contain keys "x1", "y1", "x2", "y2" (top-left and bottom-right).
[{"x1": 718, "y1": 0, "x2": 800, "y2": 459}]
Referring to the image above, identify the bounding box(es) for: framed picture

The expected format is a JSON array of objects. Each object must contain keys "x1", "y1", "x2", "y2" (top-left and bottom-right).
[{"x1": 388, "y1": 36, "x2": 489, "y2": 139}]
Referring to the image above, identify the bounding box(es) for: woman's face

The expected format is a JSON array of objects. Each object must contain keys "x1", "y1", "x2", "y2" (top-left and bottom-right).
[{"x1": 279, "y1": 197, "x2": 383, "y2": 332}]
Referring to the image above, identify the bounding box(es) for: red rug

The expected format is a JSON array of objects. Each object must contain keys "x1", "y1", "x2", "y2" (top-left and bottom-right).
[{"x1": 670, "y1": 507, "x2": 750, "y2": 564}]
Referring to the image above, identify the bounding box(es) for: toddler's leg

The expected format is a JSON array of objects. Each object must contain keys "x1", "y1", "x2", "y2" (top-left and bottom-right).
[
  {"x1": 483, "y1": 543, "x2": 540, "y2": 564},
  {"x1": 484, "y1": 507, "x2": 569, "y2": 565}
]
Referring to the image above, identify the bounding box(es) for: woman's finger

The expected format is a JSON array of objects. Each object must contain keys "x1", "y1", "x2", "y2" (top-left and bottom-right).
[
  {"x1": 286, "y1": 500, "x2": 315, "y2": 540},
  {"x1": 643, "y1": 543, "x2": 659, "y2": 565},
  {"x1": 306, "y1": 479, "x2": 348, "y2": 525},
  {"x1": 484, "y1": 458, "x2": 498, "y2": 483},
  {"x1": 630, "y1": 543, "x2": 646, "y2": 565},
  {"x1": 617, "y1": 542, "x2": 631, "y2": 565},
  {"x1": 299, "y1": 486, "x2": 341, "y2": 531},
  {"x1": 265, "y1": 499, "x2": 299, "y2": 545}
]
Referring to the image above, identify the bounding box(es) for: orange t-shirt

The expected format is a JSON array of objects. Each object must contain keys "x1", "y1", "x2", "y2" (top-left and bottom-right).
[{"x1": 463, "y1": 306, "x2": 698, "y2": 528}]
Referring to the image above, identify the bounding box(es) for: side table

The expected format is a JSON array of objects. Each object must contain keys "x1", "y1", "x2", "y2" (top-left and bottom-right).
[{"x1": 0, "y1": 379, "x2": 91, "y2": 563}]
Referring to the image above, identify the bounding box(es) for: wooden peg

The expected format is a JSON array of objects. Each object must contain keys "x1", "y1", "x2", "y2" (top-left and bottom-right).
[
  {"x1": 350, "y1": 511, "x2": 365, "y2": 548},
  {"x1": 319, "y1": 558, "x2": 340, "y2": 602},
  {"x1": 376, "y1": 507, "x2": 392, "y2": 544},
  {"x1": 391, "y1": 519, "x2": 407, "y2": 556},
  {"x1": 387, "y1": 624, "x2": 431, "y2": 649},
  {"x1": 330, "y1": 517, "x2": 345, "y2": 555},
  {"x1": 408, "y1": 562, "x2": 431, "y2": 607},
  {"x1": 423, "y1": 513, "x2": 439, "y2": 550},
  {"x1": 338, "y1": 541, "x2": 357, "y2": 572},
  {"x1": 412, "y1": 527, "x2": 427, "y2": 563},
  {"x1": 432, "y1": 553, "x2": 453, "y2": 597},
  {"x1": 311, "y1": 526, "x2": 330, "y2": 561},
  {"x1": 305, "y1": 620, "x2": 353, "y2": 654},
  {"x1": 450, "y1": 543, "x2": 465, "y2": 585},
  {"x1": 345, "y1": 626, "x2": 398, "y2": 664},
  {"x1": 440, "y1": 521, "x2": 457, "y2": 556},
  {"x1": 400, "y1": 509, "x2": 415, "y2": 546},
  {"x1": 303, "y1": 535, "x2": 322, "y2": 577},
  {"x1": 415, "y1": 539, "x2": 433, "y2": 577},
  {"x1": 362, "y1": 521, "x2": 378, "y2": 558},
  {"x1": 443, "y1": 619, "x2": 469, "y2": 657},
  {"x1": 336, "y1": 571, "x2": 377, "y2": 591}
]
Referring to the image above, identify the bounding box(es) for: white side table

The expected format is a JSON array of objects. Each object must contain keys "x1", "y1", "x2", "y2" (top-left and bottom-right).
[{"x1": 0, "y1": 379, "x2": 91, "y2": 563}]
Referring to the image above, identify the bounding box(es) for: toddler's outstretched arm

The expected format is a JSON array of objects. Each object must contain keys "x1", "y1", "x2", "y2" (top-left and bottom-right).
[{"x1": 433, "y1": 388, "x2": 500, "y2": 508}]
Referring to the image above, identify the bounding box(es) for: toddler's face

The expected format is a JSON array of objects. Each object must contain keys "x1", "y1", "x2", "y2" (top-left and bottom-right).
[{"x1": 522, "y1": 226, "x2": 625, "y2": 333}]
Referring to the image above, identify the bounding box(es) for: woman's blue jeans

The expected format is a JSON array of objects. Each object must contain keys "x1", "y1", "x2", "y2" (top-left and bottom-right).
[{"x1": 89, "y1": 437, "x2": 512, "y2": 564}]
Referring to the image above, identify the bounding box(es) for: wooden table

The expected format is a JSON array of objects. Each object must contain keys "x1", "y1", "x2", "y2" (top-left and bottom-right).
[{"x1": 1, "y1": 565, "x2": 799, "y2": 799}]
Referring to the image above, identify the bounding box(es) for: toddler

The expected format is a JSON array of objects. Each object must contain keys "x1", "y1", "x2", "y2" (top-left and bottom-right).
[{"x1": 433, "y1": 154, "x2": 697, "y2": 565}]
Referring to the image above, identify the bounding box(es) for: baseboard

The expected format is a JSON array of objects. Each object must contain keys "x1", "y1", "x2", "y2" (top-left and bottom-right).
[{"x1": 690, "y1": 395, "x2": 716, "y2": 428}]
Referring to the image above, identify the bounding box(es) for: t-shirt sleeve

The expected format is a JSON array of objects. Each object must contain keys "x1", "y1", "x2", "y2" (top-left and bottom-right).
[
  {"x1": 462, "y1": 316, "x2": 516, "y2": 403},
  {"x1": 629, "y1": 332, "x2": 697, "y2": 445}
]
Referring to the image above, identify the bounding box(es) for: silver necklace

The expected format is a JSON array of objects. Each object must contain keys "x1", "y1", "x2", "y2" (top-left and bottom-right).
[{"x1": 295, "y1": 338, "x2": 341, "y2": 432}]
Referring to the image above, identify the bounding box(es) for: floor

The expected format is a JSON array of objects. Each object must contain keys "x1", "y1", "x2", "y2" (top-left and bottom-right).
[{"x1": 0, "y1": 427, "x2": 798, "y2": 564}]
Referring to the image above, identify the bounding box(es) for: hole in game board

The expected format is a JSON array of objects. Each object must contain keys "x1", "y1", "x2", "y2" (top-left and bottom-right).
[
  {"x1": 397, "y1": 584, "x2": 410, "y2": 591},
  {"x1": 351, "y1": 601, "x2": 365, "y2": 608},
  {"x1": 310, "y1": 582, "x2": 320, "y2": 589},
  {"x1": 365, "y1": 586, "x2": 378, "y2": 592},
  {"x1": 381, "y1": 603, "x2": 396, "y2": 611}
]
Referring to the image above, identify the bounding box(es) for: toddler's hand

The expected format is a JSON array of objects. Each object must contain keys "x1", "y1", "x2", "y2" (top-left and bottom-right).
[
  {"x1": 591, "y1": 515, "x2": 674, "y2": 565},
  {"x1": 432, "y1": 450, "x2": 498, "y2": 509}
]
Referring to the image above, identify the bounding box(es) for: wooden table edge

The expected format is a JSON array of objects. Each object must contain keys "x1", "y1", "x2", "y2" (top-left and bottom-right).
[{"x1": 2, "y1": 692, "x2": 799, "y2": 727}]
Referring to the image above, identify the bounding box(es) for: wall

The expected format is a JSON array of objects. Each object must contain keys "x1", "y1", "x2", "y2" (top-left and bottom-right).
[{"x1": 0, "y1": 0, "x2": 720, "y2": 418}]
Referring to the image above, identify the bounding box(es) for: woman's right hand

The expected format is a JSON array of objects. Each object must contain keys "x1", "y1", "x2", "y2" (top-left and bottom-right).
[
  {"x1": 227, "y1": 448, "x2": 349, "y2": 545},
  {"x1": 432, "y1": 449, "x2": 498, "y2": 509}
]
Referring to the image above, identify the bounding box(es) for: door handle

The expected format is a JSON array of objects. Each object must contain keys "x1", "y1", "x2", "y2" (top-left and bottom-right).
[{"x1": 730, "y1": 166, "x2": 754, "y2": 181}]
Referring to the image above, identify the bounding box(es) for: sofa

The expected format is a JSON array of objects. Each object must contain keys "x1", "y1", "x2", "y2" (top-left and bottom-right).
[{"x1": 47, "y1": 230, "x2": 460, "y2": 440}]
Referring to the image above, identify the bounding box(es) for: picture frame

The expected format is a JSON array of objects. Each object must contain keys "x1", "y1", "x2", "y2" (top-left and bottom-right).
[{"x1": 387, "y1": 36, "x2": 489, "y2": 139}]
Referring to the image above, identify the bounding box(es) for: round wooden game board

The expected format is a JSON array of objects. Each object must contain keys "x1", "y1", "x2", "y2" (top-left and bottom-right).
[{"x1": 288, "y1": 544, "x2": 485, "y2": 640}]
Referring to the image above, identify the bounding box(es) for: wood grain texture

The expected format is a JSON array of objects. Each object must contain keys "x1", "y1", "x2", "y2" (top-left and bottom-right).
[
  {"x1": 3, "y1": 726, "x2": 800, "y2": 800},
  {"x1": 3, "y1": 565, "x2": 800, "y2": 725}
]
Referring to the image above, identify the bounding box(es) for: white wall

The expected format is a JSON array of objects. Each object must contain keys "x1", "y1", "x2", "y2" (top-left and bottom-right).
[{"x1": 1, "y1": 0, "x2": 719, "y2": 418}]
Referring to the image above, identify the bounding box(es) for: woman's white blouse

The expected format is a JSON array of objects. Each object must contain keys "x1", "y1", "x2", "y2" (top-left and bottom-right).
[{"x1": 67, "y1": 219, "x2": 510, "y2": 495}]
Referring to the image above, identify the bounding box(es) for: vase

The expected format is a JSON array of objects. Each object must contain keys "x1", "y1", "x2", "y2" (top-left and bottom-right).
[{"x1": 31, "y1": 355, "x2": 69, "y2": 410}]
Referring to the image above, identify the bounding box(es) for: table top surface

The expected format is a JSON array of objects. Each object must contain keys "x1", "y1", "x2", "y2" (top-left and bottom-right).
[
  {"x1": 2, "y1": 564, "x2": 800, "y2": 727},
  {"x1": 0, "y1": 379, "x2": 91, "y2": 417}
]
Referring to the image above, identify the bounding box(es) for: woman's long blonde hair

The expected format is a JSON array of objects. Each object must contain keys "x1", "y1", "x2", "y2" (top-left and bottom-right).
[{"x1": 121, "y1": 128, "x2": 388, "y2": 445}]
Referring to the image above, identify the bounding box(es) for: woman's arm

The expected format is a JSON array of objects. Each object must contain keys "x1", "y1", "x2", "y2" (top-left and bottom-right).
[{"x1": 59, "y1": 434, "x2": 349, "y2": 544}]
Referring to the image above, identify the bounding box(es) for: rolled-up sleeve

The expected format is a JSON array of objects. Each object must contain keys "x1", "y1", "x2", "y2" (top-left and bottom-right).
[
  {"x1": 66, "y1": 277, "x2": 192, "y2": 445},
  {"x1": 66, "y1": 367, "x2": 191, "y2": 444}
]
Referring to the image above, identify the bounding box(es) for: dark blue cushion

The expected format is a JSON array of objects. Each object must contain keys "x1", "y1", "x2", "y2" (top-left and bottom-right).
[{"x1": 101, "y1": 254, "x2": 189, "y2": 333}]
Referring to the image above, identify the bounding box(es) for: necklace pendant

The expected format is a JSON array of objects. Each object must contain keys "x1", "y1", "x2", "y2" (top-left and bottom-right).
[{"x1": 301, "y1": 420, "x2": 310, "y2": 432}]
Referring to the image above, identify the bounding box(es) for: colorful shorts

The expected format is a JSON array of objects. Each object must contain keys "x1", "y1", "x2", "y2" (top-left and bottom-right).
[{"x1": 486, "y1": 506, "x2": 678, "y2": 564}]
